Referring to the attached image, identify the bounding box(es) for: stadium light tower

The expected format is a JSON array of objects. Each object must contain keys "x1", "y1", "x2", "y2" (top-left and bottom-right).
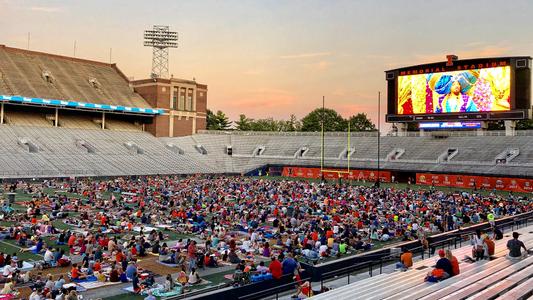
[{"x1": 143, "y1": 25, "x2": 178, "y2": 79}]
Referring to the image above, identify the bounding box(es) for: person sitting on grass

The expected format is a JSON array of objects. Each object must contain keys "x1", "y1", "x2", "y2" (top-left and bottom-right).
[
  {"x1": 177, "y1": 267, "x2": 188, "y2": 285},
  {"x1": 187, "y1": 267, "x2": 201, "y2": 285},
  {"x1": 20, "y1": 237, "x2": 45, "y2": 254},
  {"x1": 0, "y1": 278, "x2": 18, "y2": 296},
  {"x1": 125, "y1": 261, "x2": 137, "y2": 280},
  {"x1": 132, "y1": 271, "x2": 141, "y2": 294},
  {"x1": 2, "y1": 261, "x2": 17, "y2": 279},
  {"x1": 109, "y1": 266, "x2": 120, "y2": 282},
  {"x1": 70, "y1": 263, "x2": 87, "y2": 281},
  {"x1": 164, "y1": 274, "x2": 175, "y2": 292},
  {"x1": 205, "y1": 254, "x2": 218, "y2": 268},
  {"x1": 162, "y1": 249, "x2": 178, "y2": 264}
]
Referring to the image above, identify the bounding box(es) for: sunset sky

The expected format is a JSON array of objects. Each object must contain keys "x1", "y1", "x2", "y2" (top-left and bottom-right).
[{"x1": 1, "y1": 0, "x2": 533, "y2": 129}]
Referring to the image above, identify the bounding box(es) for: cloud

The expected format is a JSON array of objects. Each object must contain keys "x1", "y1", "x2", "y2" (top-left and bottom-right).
[
  {"x1": 223, "y1": 88, "x2": 297, "y2": 114},
  {"x1": 303, "y1": 60, "x2": 332, "y2": 71},
  {"x1": 280, "y1": 52, "x2": 332, "y2": 59},
  {"x1": 29, "y1": 6, "x2": 64, "y2": 13}
]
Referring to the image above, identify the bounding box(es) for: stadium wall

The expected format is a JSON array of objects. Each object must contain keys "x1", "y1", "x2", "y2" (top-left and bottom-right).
[{"x1": 262, "y1": 165, "x2": 533, "y2": 193}]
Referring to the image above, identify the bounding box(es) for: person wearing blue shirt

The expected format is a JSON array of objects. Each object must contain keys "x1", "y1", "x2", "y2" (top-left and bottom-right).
[
  {"x1": 281, "y1": 253, "x2": 298, "y2": 275},
  {"x1": 126, "y1": 261, "x2": 137, "y2": 279}
]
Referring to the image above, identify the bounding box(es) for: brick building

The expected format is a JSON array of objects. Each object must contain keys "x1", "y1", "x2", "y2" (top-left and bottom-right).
[{"x1": 132, "y1": 78, "x2": 207, "y2": 137}]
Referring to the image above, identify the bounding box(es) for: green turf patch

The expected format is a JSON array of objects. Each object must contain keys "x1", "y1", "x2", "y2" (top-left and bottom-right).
[{"x1": 0, "y1": 240, "x2": 41, "y2": 261}]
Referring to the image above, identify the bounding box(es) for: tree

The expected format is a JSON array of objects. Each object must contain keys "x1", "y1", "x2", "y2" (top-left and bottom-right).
[
  {"x1": 406, "y1": 123, "x2": 418, "y2": 131},
  {"x1": 250, "y1": 118, "x2": 281, "y2": 131},
  {"x1": 284, "y1": 114, "x2": 302, "y2": 132},
  {"x1": 348, "y1": 113, "x2": 376, "y2": 131},
  {"x1": 301, "y1": 108, "x2": 346, "y2": 132},
  {"x1": 516, "y1": 119, "x2": 533, "y2": 130},
  {"x1": 236, "y1": 114, "x2": 252, "y2": 131},
  {"x1": 206, "y1": 109, "x2": 231, "y2": 130},
  {"x1": 487, "y1": 121, "x2": 505, "y2": 130},
  {"x1": 206, "y1": 109, "x2": 216, "y2": 129}
]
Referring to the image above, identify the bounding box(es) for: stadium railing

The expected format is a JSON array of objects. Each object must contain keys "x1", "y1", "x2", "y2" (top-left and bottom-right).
[
  {"x1": 197, "y1": 130, "x2": 379, "y2": 137},
  {"x1": 197, "y1": 129, "x2": 533, "y2": 138}
]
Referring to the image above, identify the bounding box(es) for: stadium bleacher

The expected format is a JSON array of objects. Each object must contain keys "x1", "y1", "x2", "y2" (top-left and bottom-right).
[
  {"x1": 0, "y1": 125, "x2": 531, "y2": 178},
  {"x1": 310, "y1": 225, "x2": 533, "y2": 300},
  {"x1": 0, "y1": 45, "x2": 150, "y2": 108}
]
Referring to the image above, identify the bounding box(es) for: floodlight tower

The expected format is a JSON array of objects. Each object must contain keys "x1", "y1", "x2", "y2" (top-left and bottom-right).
[{"x1": 143, "y1": 25, "x2": 178, "y2": 79}]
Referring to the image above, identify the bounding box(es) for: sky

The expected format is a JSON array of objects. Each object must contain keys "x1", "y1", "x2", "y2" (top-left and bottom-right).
[{"x1": 1, "y1": 0, "x2": 533, "y2": 129}]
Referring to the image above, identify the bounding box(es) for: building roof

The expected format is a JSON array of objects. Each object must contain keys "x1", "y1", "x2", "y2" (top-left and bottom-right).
[{"x1": 131, "y1": 77, "x2": 207, "y2": 90}]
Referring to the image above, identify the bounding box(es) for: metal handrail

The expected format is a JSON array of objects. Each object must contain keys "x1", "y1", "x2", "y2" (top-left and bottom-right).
[
  {"x1": 197, "y1": 129, "x2": 533, "y2": 138},
  {"x1": 238, "y1": 276, "x2": 313, "y2": 300}
]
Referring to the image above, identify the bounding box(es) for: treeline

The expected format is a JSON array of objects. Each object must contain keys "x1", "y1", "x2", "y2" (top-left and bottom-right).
[{"x1": 206, "y1": 108, "x2": 376, "y2": 132}]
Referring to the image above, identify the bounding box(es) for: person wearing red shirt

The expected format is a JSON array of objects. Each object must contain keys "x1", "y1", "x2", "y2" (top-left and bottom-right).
[
  {"x1": 187, "y1": 241, "x2": 197, "y2": 270},
  {"x1": 115, "y1": 250, "x2": 125, "y2": 264},
  {"x1": 269, "y1": 256, "x2": 282, "y2": 279},
  {"x1": 67, "y1": 234, "x2": 76, "y2": 247}
]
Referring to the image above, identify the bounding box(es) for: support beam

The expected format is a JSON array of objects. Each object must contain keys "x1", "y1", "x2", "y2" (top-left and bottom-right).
[
  {"x1": 505, "y1": 120, "x2": 516, "y2": 136},
  {"x1": 54, "y1": 108, "x2": 58, "y2": 127},
  {"x1": 0, "y1": 102, "x2": 4, "y2": 124},
  {"x1": 102, "y1": 112, "x2": 106, "y2": 129},
  {"x1": 394, "y1": 122, "x2": 407, "y2": 137},
  {"x1": 476, "y1": 121, "x2": 488, "y2": 136},
  {"x1": 169, "y1": 114, "x2": 174, "y2": 137}
]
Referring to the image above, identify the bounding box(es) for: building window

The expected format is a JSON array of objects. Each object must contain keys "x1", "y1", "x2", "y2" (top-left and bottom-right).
[
  {"x1": 179, "y1": 87, "x2": 186, "y2": 110},
  {"x1": 187, "y1": 89, "x2": 194, "y2": 111},
  {"x1": 172, "y1": 87, "x2": 178, "y2": 109}
]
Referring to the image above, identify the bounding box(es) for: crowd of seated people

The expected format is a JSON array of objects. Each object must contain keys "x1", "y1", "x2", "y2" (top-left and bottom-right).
[{"x1": 0, "y1": 175, "x2": 528, "y2": 298}]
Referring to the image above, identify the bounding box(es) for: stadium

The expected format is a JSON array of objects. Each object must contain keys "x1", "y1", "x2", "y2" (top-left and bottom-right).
[{"x1": 0, "y1": 3, "x2": 532, "y2": 300}]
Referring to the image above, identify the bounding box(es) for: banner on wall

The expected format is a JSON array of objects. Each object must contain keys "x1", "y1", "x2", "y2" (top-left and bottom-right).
[
  {"x1": 282, "y1": 167, "x2": 391, "y2": 182},
  {"x1": 416, "y1": 173, "x2": 533, "y2": 193}
]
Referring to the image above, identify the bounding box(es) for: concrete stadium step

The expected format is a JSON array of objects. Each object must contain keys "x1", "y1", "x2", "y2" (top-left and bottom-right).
[
  {"x1": 467, "y1": 264, "x2": 533, "y2": 300},
  {"x1": 392, "y1": 235, "x2": 533, "y2": 300},
  {"x1": 421, "y1": 255, "x2": 533, "y2": 300},
  {"x1": 392, "y1": 257, "x2": 514, "y2": 300},
  {"x1": 494, "y1": 276, "x2": 533, "y2": 300},
  {"x1": 411, "y1": 224, "x2": 533, "y2": 270},
  {"x1": 312, "y1": 225, "x2": 533, "y2": 300},
  {"x1": 378, "y1": 254, "x2": 511, "y2": 300},
  {"x1": 388, "y1": 235, "x2": 533, "y2": 300},
  {"x1": 312, "y1": 268, "x2": 429, "y2": 299},
  {"x1": 390, "y1": 237, "x2": 533, "y2": 300}
]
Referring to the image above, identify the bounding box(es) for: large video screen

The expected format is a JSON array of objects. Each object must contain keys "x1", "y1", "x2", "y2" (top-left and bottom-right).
[{"x1": 397, "y1": 66, "x2": 511, "y2": 115}]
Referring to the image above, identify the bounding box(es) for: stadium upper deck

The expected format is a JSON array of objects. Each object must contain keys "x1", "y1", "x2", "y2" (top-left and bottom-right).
[{"x1": 0, "y1": 45, "x2": 150, "y2": 108}]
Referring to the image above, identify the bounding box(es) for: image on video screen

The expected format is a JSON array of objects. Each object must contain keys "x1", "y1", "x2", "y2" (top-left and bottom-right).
[{"x1": 397, "y1": 66, "x2": 510, "y2": 115}]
